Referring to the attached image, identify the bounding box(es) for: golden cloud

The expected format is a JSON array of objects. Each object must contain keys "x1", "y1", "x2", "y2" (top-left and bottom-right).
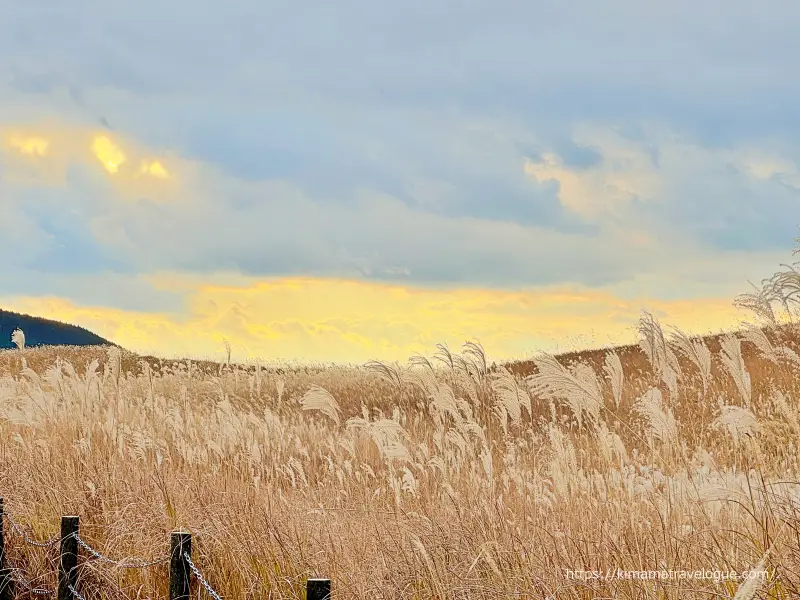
[
  {"x1": 7, "y1": 135, "x2": 50, "y2": 157},
  {"x1": 139, "y1": 160, "x2": 170, "y2": 179},
  {"x1": 1, "y1": 276, "x2": 747, "y2": 365},
  {"x1": 1, "y1": 122, "x2": 178, "y2": 198},
  {"x1": 91, "y1": 135, "x2": 127, "y2": 173}
]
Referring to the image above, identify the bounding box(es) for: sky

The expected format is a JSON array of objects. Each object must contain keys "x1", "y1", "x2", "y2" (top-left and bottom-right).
[{"x1": 1, "y1": 0, "x2": 800, "y2": 364}]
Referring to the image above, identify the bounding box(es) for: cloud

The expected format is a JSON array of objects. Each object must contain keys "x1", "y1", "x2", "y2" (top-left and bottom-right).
[
  {"x1": 0, "y1": 123, "x2": 179, "y2": 197},
  {"x1": 523, "y1": 148, "x2": 657, "y2": 218},
  {"x1": 91, "y1": 135, "x2": 126, "y2": 174},
  {"x1": 520, "y1": 124, "x2": 800, "y2": 255},
  {"x1": 0, "y1": 117, "x2": 794, "y2": 294},
  {"x1": 1, "y1": 0, "x2": 800, "y2": 360},
  {"x1": 0, "y1": 275, "x2": 751, "y2": 364},
  {"x1": 22, "y1": 286, "x2": 186, "y2": 327},
  {"x1": 6, "y1": 134, "x2": 49, "y2": 157}
]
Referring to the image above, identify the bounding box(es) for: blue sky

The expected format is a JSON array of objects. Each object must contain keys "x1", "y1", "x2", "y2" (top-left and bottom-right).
[{"x1": 1, "y1": 0, "x2": 799, "y2": 361}]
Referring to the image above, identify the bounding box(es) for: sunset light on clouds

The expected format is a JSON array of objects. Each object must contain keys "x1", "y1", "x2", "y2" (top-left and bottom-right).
[
  {"x1": 91, "y1": 135, "x2": 127, "y2": 173},
  {"x1": 6, "y1": 135, "x2": 50, "y2": 157},
  {"x1": 1, "y1": 1, "x2": 800, "y2": 364},
  {"x1": 0, "y1": 278, "x2": 750, "y2": 364}
]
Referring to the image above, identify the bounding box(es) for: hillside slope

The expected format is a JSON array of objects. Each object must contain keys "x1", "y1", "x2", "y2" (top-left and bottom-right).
[{"x1": 0, "y1": 309, "x2": 115, "y2": 349}]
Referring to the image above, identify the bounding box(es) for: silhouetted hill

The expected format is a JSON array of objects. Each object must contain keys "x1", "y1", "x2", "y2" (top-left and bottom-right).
[{"x1": 0, "y1": 310, "x2": 116, "y2": 349}]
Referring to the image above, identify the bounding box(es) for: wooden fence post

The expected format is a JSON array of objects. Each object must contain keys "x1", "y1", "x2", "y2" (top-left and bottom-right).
[
  {"x1": 307, "y1": 578, "x2": 331, "y2": 600},
  {"x1": 169, "y1": 531, "x2": 192, "y2": 600},
  {"x1": 0, "y1": 499, "x2": 13, "y2": 600},
  {"x1": 57, "y1": 516, "x2": 80, "y2": 600}
]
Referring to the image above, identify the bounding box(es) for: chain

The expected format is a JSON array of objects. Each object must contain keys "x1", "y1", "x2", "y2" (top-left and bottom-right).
[
  {"x1": 3, "y1": 515, "x2": 229, "y2": 600},
  {"x1": 3, "y1": 514, "x2": 60, "y2": 548},
  {"x1": 74, "y1": 535, "x2": 169, "y2": 569},
  {"x1": 183, "y1": 552, "x2": 223, "y2": 600},
  {"x1": 67, "y1": 583, "x2": 87, "y2": 600},
  {"x1": 11, "y1": 572, "x2": 54, "y2": 597},
  {"x1": 24, "y1": 586, "x2": 52, "y2": 596}
]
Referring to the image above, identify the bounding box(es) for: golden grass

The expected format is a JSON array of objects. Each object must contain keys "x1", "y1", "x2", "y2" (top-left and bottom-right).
[{"x1": 0, "y1": 317, "x2": 799, "y2": 599}]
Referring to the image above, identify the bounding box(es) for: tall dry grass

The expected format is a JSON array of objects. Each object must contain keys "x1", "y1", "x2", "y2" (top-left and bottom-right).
[{"x1": 5, "y1": 250, "x2": 800, "y2": 598}]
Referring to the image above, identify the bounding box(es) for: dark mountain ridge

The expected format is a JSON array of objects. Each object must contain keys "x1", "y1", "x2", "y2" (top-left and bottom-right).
[{"x1": 0, "y1": 309, "x2": 116, "y2": 349}]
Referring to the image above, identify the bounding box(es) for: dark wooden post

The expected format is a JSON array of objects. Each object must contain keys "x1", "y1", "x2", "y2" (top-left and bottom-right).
[
  {"x1": 169, "y1": 531, "x2": 192, "y2": 600},
  {"x1": 0, "y1": 499, "x2": 13, "y2": 600},
  {"x1": 57, "y1": 516, "x2": 79, "y2": 600},
  {"x1": 307, "y1": 578, "x2": 331, "y2": 600}
]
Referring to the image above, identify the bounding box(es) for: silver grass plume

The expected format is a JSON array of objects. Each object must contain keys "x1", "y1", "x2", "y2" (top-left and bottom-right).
[
  {"x1": 668, "y1": 327, "x2": 712, "y2": 395},
  {"x1": 299, "y1": 384, "x2": 341, "y2": 426},
  {"x1": 719, "y1": 334, "x2": 752, "y2": 408},
  {"x1": 634, "y1": 387, "x2": 678, "y2": 446},
  {"x1": 638, "y1": 312, "x2": 682, "y2": 398},
  {"x1": 734, "y1": 232, "x2": 800, "y2": 326},
  {"x1": 602, "y1": 351, "x2": 624, "y2": 409},
  {"x1": 489, "y1": 366, "x2": 531, "y2": 430},
  {"x1": 11, "y1": 328, "x2": 25, "y2": 350},
  {"x1": 734, "y1": 283, "x2": 778, "y2": 328},
  {"x1": 527, "y1": 354, "x2": 602, "y2": 430},
  {"x1": 11, "y1": 328, "x2": 26, "y2": 369},
  {"x1": 223, "y1": 339, "x2": 232, "y2": 368},
  {"x1": 712, "y1": 405, "x2": 758, "y2": 446},
  {"x1": 732, "y1": 553, "x2": 769, "y2": 600},
  {"x1": 740, "y1": 322, "x2": 800, "y2": 366}
]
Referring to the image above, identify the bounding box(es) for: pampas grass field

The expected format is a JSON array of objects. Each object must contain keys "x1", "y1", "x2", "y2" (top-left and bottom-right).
[{"x1": 5, "y1": 256, "x2": 800, "y2": 599}]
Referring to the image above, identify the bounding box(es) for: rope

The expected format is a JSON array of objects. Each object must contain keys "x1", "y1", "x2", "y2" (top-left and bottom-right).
[
  {"x1": 74, "y1": 535, "x2": 169, "y2": 569},
  {"x1": 3, "y1": 514, "x2": 59, "y2": 548},
  {"x1": 183, "y1": 552, "x2": 223, "y2": 600}
]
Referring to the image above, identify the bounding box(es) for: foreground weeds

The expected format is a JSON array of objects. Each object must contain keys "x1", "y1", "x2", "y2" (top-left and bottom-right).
[{"x1": 0, "y1": 315, "x2": 799, "y2": 599}]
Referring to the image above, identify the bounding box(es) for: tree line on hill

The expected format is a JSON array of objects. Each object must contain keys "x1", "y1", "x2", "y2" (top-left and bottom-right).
[{"x1": 0, "y1": 309, "x2": 114, "y2": 349}]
